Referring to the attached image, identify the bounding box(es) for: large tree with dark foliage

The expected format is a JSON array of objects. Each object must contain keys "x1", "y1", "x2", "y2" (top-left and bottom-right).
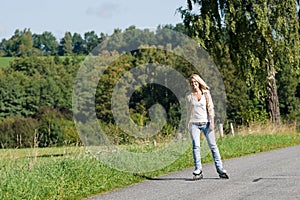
[{"x1": 179, "y1": 0, "x2": 300, "y2": 124}]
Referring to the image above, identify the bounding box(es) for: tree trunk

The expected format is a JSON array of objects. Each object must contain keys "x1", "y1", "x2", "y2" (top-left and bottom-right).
[{"x1": 266, "y1": 46, "x2": 281, "y2": 125}]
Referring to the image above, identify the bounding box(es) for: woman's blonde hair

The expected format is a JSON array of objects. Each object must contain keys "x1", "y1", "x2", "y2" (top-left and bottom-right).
[{"x1": 189, "y1": 74, "x2": 210, "y2": 90}]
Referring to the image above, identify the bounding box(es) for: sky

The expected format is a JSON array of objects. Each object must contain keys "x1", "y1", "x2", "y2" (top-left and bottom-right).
[{"x1": 0, "y1": 0, "x2": 187, "y2": 40}]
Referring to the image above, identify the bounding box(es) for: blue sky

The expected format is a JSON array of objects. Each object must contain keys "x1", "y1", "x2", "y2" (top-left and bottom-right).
[{"x1": 0, "y1": 0, "x2": 187, "y2": 40}]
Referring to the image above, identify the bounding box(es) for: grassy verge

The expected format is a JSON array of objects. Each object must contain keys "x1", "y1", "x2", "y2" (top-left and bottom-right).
[{"x1": 1, "y1": 133, "x2": 300, "y2": 200}]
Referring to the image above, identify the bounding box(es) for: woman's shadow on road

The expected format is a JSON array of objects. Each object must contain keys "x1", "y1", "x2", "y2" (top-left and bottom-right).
[{"x1": 136, "y1": 174, "x2": 220, "y2": 182}]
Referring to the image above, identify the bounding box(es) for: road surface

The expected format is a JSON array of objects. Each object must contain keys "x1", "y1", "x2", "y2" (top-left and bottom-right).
[{"x1": 86, "y1": 145, "x2": 300, "y2": 200}]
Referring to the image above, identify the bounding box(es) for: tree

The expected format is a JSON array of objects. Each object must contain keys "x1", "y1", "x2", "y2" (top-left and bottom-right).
[
  {"x1": 0, "y1": 38, "x2": 14, "y2": 56},
  {"x1": 17, "y1": 28, "x2": 33, "y2": 56},
  {"x1": 84, "y1": 31, "x2": 99, "y2": 53},
  {"x1": 0, "y1": 28, "x2": 33, "y2": 56},
  {"x1": 179, "y1": 0, "x2": 299, "y2": 124},
  {"x1": 33, "y1": 31, "x2": 58, "y2": 55},
  {"x1": 72, "y1": 32, "x2": 85, "y2": 55},
  {"x1": 59, "y1": 32, "x2": 73, "y2": 56},
  {"x1": 0, "y1": 71, "x2": 29, "y2": 118}
]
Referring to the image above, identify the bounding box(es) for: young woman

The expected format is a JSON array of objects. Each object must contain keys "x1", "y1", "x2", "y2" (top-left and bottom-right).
[{"x1": 186, "y1": 74, "x2": 229, "y2": 179}]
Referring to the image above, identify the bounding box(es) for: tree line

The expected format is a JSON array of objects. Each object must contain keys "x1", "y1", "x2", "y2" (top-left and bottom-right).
[
  {"x1": 0, "y1": 24, "x2": 187, "y2": 57},
  {"x1": 0, "y1": 28, "x2": 104, "y2": 57}
]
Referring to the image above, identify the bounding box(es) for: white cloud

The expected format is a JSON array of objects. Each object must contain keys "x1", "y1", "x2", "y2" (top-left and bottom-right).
[{"x1": 86, "y1": 2, "x2": 120, "y2": 19}]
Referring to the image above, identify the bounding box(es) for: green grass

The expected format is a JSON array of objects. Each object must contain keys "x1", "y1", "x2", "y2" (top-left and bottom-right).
[
  {"x1": 1, "y1": 133, "x2": 300, "y2": 200},
  {"x1": 0, "y1": 57, "x2": 14, "y2": 68}
]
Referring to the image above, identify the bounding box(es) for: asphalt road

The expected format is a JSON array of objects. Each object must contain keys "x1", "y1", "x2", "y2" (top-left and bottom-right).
[{"x1": 87, "y1": 145, "x2": 300, "y2": 200}]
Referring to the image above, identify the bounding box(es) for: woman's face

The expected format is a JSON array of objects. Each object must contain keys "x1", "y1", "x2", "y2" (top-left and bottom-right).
[{"x1": 190, "y1": 78, "x2": 199, "y2": 90}]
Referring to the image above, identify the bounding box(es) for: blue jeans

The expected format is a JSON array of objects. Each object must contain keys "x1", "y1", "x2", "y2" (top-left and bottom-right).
[{"x1": 189, "y1": 122, "x2": 224, "y2": 171}]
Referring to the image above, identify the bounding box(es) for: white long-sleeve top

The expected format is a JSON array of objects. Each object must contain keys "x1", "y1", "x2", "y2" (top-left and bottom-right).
[
  {"x1": 188, "y1": 94, "x2": 208, "y2": 123},
  {"x1": 186, "y1": 90, "x2": 215, "y2": 128}
]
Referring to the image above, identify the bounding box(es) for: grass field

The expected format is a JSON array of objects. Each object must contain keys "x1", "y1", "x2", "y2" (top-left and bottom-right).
[
  {"x1": 1, "y1": 133, "x2": 300, "y2": 200},
  {"x1": 0, "y1": 57, "x2": 14, "y2": 68}
]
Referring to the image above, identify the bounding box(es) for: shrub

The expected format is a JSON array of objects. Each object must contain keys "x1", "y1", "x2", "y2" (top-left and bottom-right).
[{"x1": 0, "y1": 117, "x2": 38, "y2": 148}]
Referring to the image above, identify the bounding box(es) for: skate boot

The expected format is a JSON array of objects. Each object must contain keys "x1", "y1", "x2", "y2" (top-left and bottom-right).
[
  {"x1": 192, "y1": 169, "x2": 203, "y2": 180},
  {"x1": 217, "y1": 168, "x2": 229, "y2": 179}
]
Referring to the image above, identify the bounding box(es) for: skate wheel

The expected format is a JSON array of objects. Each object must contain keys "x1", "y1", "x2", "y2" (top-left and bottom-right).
[
  {"x1": 193, "y1": 174, "x2": 203, "y2": 180},
  {"x1": 219, "y1": 173, "x2": 229, "y2": 179}
]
